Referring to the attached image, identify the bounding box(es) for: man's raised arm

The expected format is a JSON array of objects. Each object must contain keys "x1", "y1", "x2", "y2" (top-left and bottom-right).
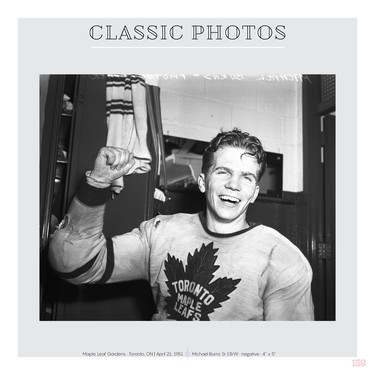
[{"x1": 48, "y1": 147, "x2": 149, "y2": 285}]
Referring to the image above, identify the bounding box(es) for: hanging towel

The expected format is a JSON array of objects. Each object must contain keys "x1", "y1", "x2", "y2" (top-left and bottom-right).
[{"x1": 106, "y1": 74, "x2": 152, "y2": 194}]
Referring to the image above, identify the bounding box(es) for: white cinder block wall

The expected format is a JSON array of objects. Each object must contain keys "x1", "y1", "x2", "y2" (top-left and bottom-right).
[{"x1": 153, "y1": 74, "x2": 303, "y2": 193}]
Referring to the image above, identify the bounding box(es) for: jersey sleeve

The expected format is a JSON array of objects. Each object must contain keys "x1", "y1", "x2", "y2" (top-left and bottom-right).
[
  {"x1": 261, "y1": 241, "x2": 315, "y2": 321},
  {"x1": 48, "y1": 180, "x2": 152, "y2": 285}
]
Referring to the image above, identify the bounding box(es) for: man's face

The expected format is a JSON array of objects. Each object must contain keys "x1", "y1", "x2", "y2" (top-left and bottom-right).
[{"x1": 198, "y1": 146, "x2": 260, "y2": 228}]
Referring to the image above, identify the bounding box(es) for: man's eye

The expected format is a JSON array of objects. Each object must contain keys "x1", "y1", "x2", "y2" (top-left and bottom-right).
[{"x1": 245, "y1": 176, "x2": 255, "y2": 182}]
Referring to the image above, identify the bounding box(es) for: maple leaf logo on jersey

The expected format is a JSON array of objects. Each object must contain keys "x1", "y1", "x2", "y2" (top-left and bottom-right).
[{"x1": 164, "y1": 242, "x2": 241, "y2": 321}]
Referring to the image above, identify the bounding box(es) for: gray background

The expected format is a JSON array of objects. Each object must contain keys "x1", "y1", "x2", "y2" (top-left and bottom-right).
[{"x1": 19, "y1": 18, "x2": 357, "y2": 357}]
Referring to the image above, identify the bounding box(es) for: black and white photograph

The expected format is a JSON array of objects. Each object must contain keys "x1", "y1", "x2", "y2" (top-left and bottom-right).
[
  {"x1": 39, "y1": 74, "x2": 335, "y2": 322},
  {"x1": 14, "y1": 13, "x2": 371, "y2": 371}
]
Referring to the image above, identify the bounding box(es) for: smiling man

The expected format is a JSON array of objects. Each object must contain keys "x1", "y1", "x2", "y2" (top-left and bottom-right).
[
  {"x1": 49, "y1": 128, "x2": 314, "y2": 321},
  {"x1": 198, "y1": 135, "x2": 262, "y2": 234}
]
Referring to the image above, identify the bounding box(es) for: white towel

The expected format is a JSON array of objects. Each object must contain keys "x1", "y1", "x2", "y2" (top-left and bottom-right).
[{"x1": 106, "y1": 74, "x2": 152, "y2": 194}]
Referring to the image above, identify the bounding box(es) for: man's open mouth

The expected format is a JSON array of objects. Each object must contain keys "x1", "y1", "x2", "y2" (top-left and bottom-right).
[{"x1": 219, "y1": 195, "x2": 241, "y2": 204}]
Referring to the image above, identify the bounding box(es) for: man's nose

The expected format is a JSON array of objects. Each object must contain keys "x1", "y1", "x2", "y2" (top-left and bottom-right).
[{"x1": 225, "y1": 175, "x2": 241, "y2": 190}]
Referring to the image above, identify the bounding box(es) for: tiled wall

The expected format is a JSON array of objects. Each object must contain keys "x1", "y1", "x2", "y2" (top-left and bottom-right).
[{"x1": 154, "y1": 74, "x2": 303, "y2": 192}]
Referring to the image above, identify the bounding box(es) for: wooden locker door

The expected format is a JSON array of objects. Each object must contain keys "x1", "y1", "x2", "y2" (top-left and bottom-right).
[
  {"x1": 54, "y1": 75, "x2": 157, "y2": 320},
  {"x1": 302, "y1": 75, "x2": 336, "y2": 321},
  {"x1": 40, "y1": 75, "x2": 78, "y2": 320},
  {"x1": 322, "y1": 114, "x2": 336, "y2": 320}
]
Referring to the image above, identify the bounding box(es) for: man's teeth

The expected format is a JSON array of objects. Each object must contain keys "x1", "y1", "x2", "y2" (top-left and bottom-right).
[{"x1": 219, "y1": 195, "x2": 240, "y2": 203}]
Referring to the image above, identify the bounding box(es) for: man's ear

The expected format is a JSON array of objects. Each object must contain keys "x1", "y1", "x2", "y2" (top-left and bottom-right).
[
  {"x1": 197, "y1": 173, "x2": 206, "y2": 193},
  {"x1": 250, "y1": 185, "x2": 260, "y2": 203}
]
